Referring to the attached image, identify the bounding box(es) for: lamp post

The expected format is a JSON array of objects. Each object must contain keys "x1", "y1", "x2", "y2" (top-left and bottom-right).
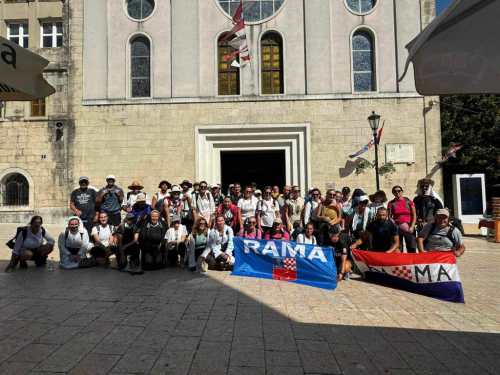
[{"x1": 368, "y1": 110, "x2": 381, "y2": 191}]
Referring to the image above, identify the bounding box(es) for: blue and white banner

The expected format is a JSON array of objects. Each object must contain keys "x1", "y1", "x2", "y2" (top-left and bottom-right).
[{"x1": 231, "y1": 238, "x2": 337, "y2": 290}]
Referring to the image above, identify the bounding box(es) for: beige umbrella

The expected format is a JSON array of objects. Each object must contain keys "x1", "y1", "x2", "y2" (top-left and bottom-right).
[
  {"x1": 0, "y1": 36, "x2": 55, "y2": 101},
  {"x1": 400, "y1": 0, "x2": 500, "y2": 95}
]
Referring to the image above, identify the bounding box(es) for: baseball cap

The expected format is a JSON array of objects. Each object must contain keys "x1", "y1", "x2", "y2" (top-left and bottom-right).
[
  {"x1": 125, "y1": 213, "x2": 135, "y2": 220},
  {"x1": 79, "y1": 176, "x2": 89, "y2": 183},
  {"x1": 273, "y1": 218, "x2": 282, "y2": 224},
  {"x1": 106, "y1": 174, "x2": 116, "y2": 180},
  {"x1": 172, "y1": 215, "x2": 181, "y2": 222},
  {"x1": 211, "y1": 183, "x2": 218, "y2": 189},
  {"x1": 342, "y1": 186, "x2": 351, "y2": 193},
  {"x1": 358, "y1": 195, "x2": 369, "y2": 203},
  {"x1": 136, "y1": 193, "x2": 147, "y2": 202},
  {"x1": 436, "y1": 209, "x2": 450, "y2": 217},
  {"x1": 254, "y1": 189, "x2": 262, "y2": 195},
  {"x1": 171, "y1": 185, "x2": 181, "y2": 192},
  {"x1": 329, "y1": 225, "x2": 341, "y2": 235}
]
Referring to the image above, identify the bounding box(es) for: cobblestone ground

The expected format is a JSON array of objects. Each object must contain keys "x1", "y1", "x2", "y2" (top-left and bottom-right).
[{"x1": 0, "y1": 223, "x2": 500, "y2": 374}]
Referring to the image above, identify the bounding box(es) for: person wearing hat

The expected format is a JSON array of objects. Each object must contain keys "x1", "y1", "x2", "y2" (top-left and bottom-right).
[
  {"x1": 122, "y1": 181, "x2": 151, "y2": 213},
  {"x1": 343, "y1": 195, "x2": 374, "y2": 244},
  {"x1": 227, "y1": 183, "x2": 235, "y2": 197},
  {"x1": 193, "y1": 182, "x2": 200, "y2": 191},
  {"x1": 165, "y1": 215, "x2": 188, "y2": 268},
  {"x1": 115, "y1": 212, "x2": 141, "y2": 269},
  {"x1": 130, "y1": 193, "x2": 154, "y2": 226},
  {"x1": 413, "y1": 178, "x2": 444, "y2": 229},
  {"x1": 264, "y1": 218, "x2": 290, "y2": 240},
  {"x1": 367, "y1": 190, "x2": 388, "y2": 218},
  {"x1": 151, "y1": 180, "x2": 172, "y2": 212},
  {"x1": 96, "y1": 175, "x2": 124, "y2": 226},
  {"x1": 180, "y1": 180, "x2": 194, "y2": 229},
  {"x1": 352, "y1": 207, "x2": 400, "y2": 253},
  {"x1": 70, "y1": 176, "x2": 98, "y2": 236},
  {"x1": 417, "y1": 209, "x2": 465, "y2": 257},
  {"x1": 168, "y1": 186, "x2": 183, "y2": 221},
  {"x1": 211, "y1": 183, "x2": 225, "y2": 208}
]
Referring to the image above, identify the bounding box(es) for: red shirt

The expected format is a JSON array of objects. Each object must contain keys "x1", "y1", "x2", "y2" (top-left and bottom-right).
[{"x1": 388, "y1": 198, "x2": 414, "y2": 224}]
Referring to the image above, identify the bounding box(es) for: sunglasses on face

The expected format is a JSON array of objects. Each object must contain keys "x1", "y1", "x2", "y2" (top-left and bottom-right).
[
  {"x1": 265, "y1": 192, "x2": 272, "y2": 195},
  {"x1": 199, "y1": 222, "x2": 207, "y2": 226},
  {"x1": 200, "y1": 186, "x2": 207, "y2": 189},
  {"x1": 80, "y1": 181, "x2": 88, "y2": 185},
  {"x1": 245, "y1": 191, "x2": 252, "y2": 194},
  {"x1": 248, "y1": 221, "x2": 256, "y2": 224},
  {"x1": 312, "y1": 194, "x2": 319, "y2": 197},
  {"x1": 293, "y1": 190, "x2": 300, "y2": 193},
  {"x1": 393, "y1": 190, "x2": 402, "y2": 193},
  {"x1": 360, "y1": 201, "x2": 368, "y2": 205},
  {"x1": 327, "y1": 193, "x2": 335, "y2": 196},
  {"x1": 420, "y1": 185, "x2": 429, "y2": 188}
]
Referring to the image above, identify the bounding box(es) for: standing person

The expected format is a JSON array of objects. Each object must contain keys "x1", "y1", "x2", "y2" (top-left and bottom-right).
[
  {"x1": 180, "y1": 180, "x2": 193, "y2": 229},
  {"x1": 257, "y1": 186, "x2": 281, "y2": 234},
  {"x1": 115, "y1": 213, "x2": 140, "y2": 269},
  {"x1": 316, "y1": 189, "x2": 342, "y2": 244},
  {"x1": 89, "y1": 212, "x2": 117, "y2": 265},
  {"x1": 237, "y1": 186, "x2": 258, "y2": 230},
  {"x1": 188, "y1": 217, "x2": 210, "y2": 271},
  {"x1": 230, "y1": 183, "x2": 244, "y2": 205},
  {"x1": 417, "y1": 209, "x2": 465, "y2": 256},
  {"x1": 340, "y1": 187, "x2": 351, "y2": 209},
  {"x1": 58, "y1": 217, "x2": 91, "y2": 270},
  {"x1": 193, "y1": 182, "x2": 200, "y2": 192},
  {"x1": 151, "y1": 180, "x2": 172, "y2": 212},
  {"x1": 122, "y1": 181, "x2": 151, "y2": 212},
  {"x1": 277, "y1": 186, "x2": 291, "y2": 223},
  {"x1": 328, "y1": 226, "x2": 355, "y2": 282},
  {"x1": 70, "y1": 176, "x2": 98, "y2": 236},
  {"x1": 413, "y1": 178, "x2": 444, "y2": 230},
  {"x1": 264, "y1": 218, "x2": 290, "y2": 240},
  {"x1": 286, "y1": 186, "x2": 304, "y2": 233},
  {"x1": 237, "y1": 216, "x2": 262, "y2": 239},
  {"x1": 215, "y1": 197, "x2": 238, "y2": 229},
  {"x1": 335, "y1": 191, "x2": 343, "y2": 211},
  {"x1": 367, "y1": 190, "x2": 388, "y2": 218},
  {"x1": 191, "y1": 181, "x2": 215, "y2": 228},
  {"x1": 96, "y1": 175, "x2": 124, "y2": 227},
  {"x1": 5, "y1": 216, "x2": 55, "y2": 271},
  {"x1": 303, "y1": 188, "x2": 322, "y2": 236},
  {"x1": 134, "y1": 210, "x2": 168, "y2": 271},
  {"x1": 343, "y1": 195, "x2": 373, "y2": 239},
  {"x1": 352, "y1": 208, "x2": 400, "y2": 253},
  {"x1": 250, "y1": 182, "x2": 258, "y2": 194},
  {"x1": 388, "y1": 186, "x2": 417, "y2": 253},
  {"x1": 168, "y1": 186, "x2": 183, "y2": 222},
  {"x1": 272, "y1": 186, "x2": 282, "y2": 199},
  {"x1": 198, "y1": 214, "x2": 235, "y2": 273},
  {"x1": 296, "y1": 223, "x2": 317, "y2": 244},
  {"x1": 165, "y1": 215, "x2": 188, "y2": 268},
  {"x1": 227, "y1": 184, "x2": 235, "y2": 197},
  {"x1": 211, "y1": 183, "x2": 225, "y2": 208}
]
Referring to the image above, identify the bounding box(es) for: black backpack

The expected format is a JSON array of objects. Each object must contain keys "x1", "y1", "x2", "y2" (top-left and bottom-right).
[
  {"x1": 424, "y1": 223, "x2": 459, "y2": 249},
  {"x1": 6, "y1": 226, "x2": 46, "y2": 250}
]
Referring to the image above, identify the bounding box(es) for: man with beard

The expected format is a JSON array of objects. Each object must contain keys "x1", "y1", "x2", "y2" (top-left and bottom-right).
[{"x1": 352, "y1": 207, "x2": 399, "y2": 253}]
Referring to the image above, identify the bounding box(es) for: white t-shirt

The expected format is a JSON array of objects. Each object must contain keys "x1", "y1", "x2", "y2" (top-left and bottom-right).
[
  {"x1": 304, "y1": 200, "x2": 320, "y2": 223},
  {"x1": 91, "y1": 225, "x2": 113, "y2": 247},
  {"x1": 224, "y1": 208, "x2": 234, "y2": 221},
  {"x1": 190, "y1": 193, "x2": 215, "y2": 221},
  {"x1": 165, "y1": 226, "x2": 188, "y2": 242},
  {"x1": 124, "y1": 192, "x2": 151, "y2": 207},
  {"x1": 238, "y1": 197, "x2": 258, "y2": 222},
  {"x1": 297, "y1": 234, "x2": 317, "y2": 245},
  {"x1": 257, "y1": 199, "x2": 280, "y2": 227}
]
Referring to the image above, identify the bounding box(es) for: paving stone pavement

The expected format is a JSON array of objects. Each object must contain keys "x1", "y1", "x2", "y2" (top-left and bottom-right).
[{"x1": 0, "y1": 223, "x2": 500, "y2": 374}]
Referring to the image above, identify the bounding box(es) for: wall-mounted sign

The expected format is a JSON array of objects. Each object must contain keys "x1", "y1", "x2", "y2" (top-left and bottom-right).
[{"x1": 386, "y1": 144, "x2": 415, "y2": 164}]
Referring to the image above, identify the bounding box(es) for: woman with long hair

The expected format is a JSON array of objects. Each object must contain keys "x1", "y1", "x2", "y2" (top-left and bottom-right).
[
  {"x1": 257, "y1": 186, "x2": 280, "y2": 234},
  {"x1": 215, "y1": 196, "x2": 238, "y2": 229},
  {"x1": 89, "y1": 212, "x2": 117, "y2": 265},
  {"x1": 296, "y1": 222, "x2": 317, "y2": 245},
  {"x1": 237, "y1": 216, "x2": 262, "y2": 239},
  {"x1": 316, "y1": 189, "x2": 342, "y2": 244},
  {"x1": 237, "y1": 186, "x2": 258, "y2": 230},
  {"x1": 188, "y1": 217, "x2": 210, "y2": 271},
  {"x1": 197, "y1": 214, "x2": 235, "y2": 273}
]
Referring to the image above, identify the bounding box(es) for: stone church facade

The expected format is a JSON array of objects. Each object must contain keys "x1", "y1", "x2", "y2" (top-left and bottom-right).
[{"x1": 0, "y1": 0, "x2": 441, "y2": 224}]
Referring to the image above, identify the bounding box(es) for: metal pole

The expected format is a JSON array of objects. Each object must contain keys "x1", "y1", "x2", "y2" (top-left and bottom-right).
[{"x1": 374, "y1": 131, "x2": 380, "y2": 190}]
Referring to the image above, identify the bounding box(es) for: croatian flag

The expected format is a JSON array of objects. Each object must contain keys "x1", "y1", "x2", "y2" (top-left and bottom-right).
[
  {"x1": 349, "y1": 123, "x2": 384, "y2": 158},
  {"x1": 223, "y1": 45, "x2": 248, "y2": 61},
  {"x1": 442, "y1": 145, "x2": 464, "y2": 162},
  {"x1": 220, "y1": 19, "x2": 245, "y2": 44},
  {"x1": 352, "y1": 250, "x2": 465, "y2": 303}
]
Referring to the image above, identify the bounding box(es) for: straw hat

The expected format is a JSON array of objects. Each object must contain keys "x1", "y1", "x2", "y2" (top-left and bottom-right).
[
  {"x1": 417, "y1": 178, "x2": 435, "y2": 187},
  {"x1": 128, "y1": 181, "x2": 144, "y2": 190}
]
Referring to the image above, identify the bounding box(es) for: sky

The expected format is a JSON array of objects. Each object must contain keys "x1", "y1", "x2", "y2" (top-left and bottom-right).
[{"x1": 436, "y1": 0, "x2": 453, "y2": 15}]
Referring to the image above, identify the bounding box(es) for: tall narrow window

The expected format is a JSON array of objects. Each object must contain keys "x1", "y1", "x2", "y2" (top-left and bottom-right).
[
  {"x1": 352, "y1": 31, "x2": 375, "y2": 92},
  {"x1": 261, "y1": 33, "x2": 283, "y2": 95},
  {"x1": 41, "y1": 21, "x2": 62, "y2": 48},
  {"x1": 1, "y1": 174, "x2": 29, "y2": 207},
  {"x1": 31, "y1": 98, "x2": 46, "y2": 117},
  {"x1": 218, "y1": 34, "x2": 240, "y2": 96},
  {"x1": 7, "y1": 22, "x2": 29, "y2": 48},
  {"x1": 130, "y1": 36, "x2": 151, "y2": 98}
]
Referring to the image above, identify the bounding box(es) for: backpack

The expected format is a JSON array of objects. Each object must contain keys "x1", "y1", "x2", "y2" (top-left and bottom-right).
[
  {"x1": 424, "y1": 223, "x2": 459, "y2": 249},
  {"x1": 193, "y1": 191, "x2": 213, "y2": 212},
  {"x1": 6, "y1": 226, "x2": 47, "y2": 250},
  {"x1": 390, "y1": 198, "x2": 411, "y2": 214}
]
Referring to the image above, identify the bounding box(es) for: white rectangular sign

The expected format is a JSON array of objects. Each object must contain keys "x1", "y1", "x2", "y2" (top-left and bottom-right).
[{"x1": 386, "y1": 144, "x2": 415, "y2": 164}]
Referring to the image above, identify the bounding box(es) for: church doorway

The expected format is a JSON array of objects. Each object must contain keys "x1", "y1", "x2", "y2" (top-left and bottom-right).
[{"x1": 220, "y1": 150, "x2": 286, "y2": 193}]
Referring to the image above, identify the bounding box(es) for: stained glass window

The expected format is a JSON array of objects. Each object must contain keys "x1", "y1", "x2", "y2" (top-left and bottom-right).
[
  {"x1": 261, "y1": 33, "x2": 283, "y2": 95},
  {"x1": 352, "y1": 31, "x2": 374, "y2": 92},
  {"x1": 131, "y1": 37, "x2": 151, "y2": 98},
  {"x1": 346, "y1": 0, "x2": 376, "y2": 14},
  {"x1": 218, "y1": 34, "x2": 240, "y2": 96},
  {"x1": 127, "y1": 0, "x2": 155, "y2": 20},
  {"x1": 219, "y1": 0, "x2": 285, "y2": 23}
]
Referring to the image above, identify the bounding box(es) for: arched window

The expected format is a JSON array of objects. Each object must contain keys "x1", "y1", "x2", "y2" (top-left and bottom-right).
[
  {"x1": 218, "y1": 34, "x2": 240, "y2": 96},
  {"x1": 130, "y1": 36, "x2": 151, "y2": 98},
  {"x1": 352, "y1": 31, "x2": 375, "y2": 92},
  {"x1": 261, "y1": 32, "x2": 283, "y2": 94},
  {"x1": 1, "y1": 174, "x2": 29, "y2": 206}
]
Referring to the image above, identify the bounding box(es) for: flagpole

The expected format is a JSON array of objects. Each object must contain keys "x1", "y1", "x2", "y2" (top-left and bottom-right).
[{"x1": 374, "y1": 130, "x2": 380, "y2": 191}]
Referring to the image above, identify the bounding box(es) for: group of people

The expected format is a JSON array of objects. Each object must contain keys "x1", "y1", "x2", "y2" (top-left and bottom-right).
[{"x1": 5, "y1": 176, "x2": 465, "y2": 281}]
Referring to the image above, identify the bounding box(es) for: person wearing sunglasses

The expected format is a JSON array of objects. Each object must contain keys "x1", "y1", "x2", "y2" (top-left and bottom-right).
[
  {"x1": 237, "y1": 217, "x2": 262, "y2": 239},
  {"x1": 343, "y1": 195, "x2": 373, "y2": 247},
  {"x1": 286, "y1": 186, "x2": 304, "y2": 234},
  {"x1": 264, "y1": 218, "x2": 290, "y2": 240},
  {"x1": 188, "y1": 217, "x2": 210, "y2": 272},
  {"x1": 257, "y1": 186, "x2": 281, "y2": 234},
  {"x1": 413, "y1": 178, "x2": 444, "y2": 229},
  {"x1": 70, "y1": 176, "x2": 98, "y2": 236},
  {"x1": 190, "y1": 181, "x2": 216, "y2": 228},
  {"x1": 388, "y1": 186, "x2": 417, "y2": 253},
  {"x1": 303, "y1": 188, "x2": 322, "y2": 241},
  {"x1": 316, "y1": 189, "x2": 342, "y2": 245},
  {"x1": 237, "y1": 186, "x2": 258, "y2": 231},
  {"x1": 297, "y1": 223, "x2": 317, "y2": 245}
]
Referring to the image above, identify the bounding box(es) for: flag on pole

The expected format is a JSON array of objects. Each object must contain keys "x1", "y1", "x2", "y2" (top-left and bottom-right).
[
  {"x1": 232, "y1": 1, "x2": 243, "y2": 22},
  {"x1": 442, "y1": 145, "x2": 464, "y2": 162},
  {"x1": 223, "y1": 45, "x2": 248, "y2": 61},
  {"x1": 228, "y1": 34, "x2": 247, "y2": 49},
  {"x1": 349, "y1": 122, "x2": 384, "y2": 159},
  {"x1": 231, "y1": 60, "x2": 248, "y2": 69},
  {"x1": 220, "y1": 19, "x2": 245, "y2": 44}
]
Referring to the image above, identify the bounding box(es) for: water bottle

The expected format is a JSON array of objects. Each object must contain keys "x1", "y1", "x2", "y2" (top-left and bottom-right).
[{"x1": 49, "y1": 257, "x2": 54, "y2": 271}]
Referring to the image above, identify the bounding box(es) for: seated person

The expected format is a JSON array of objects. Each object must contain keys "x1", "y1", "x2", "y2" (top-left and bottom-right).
[
  {"x1": 58, "y1": 216, "x2": 91, "y2": 269},
  {"x1": 5, "y1": 215, "x2": 55, "y2": 271},
  {"x1": 89, "y1": 212, "x2": 117, "y2": 265},
  {"x1": 264, "y1": 218, "x2": 290, "y2": 240},
  {"x1": 134, "y1": 211, "x2": 168, "y2": 271},
  {"x1": 188, "y1": 217, "x2": 210, "y2": 271},
  {"x1": 198, "y1": 215, "x2": 235, "y2": 273},
  {"x1": 165, "y1": 215, "x2": 188, "y2": 268},
  {"x1": 328, "y1": 225, "x2": 355, "y2": 282},
  {"x1": 352, "y1": 208, "x2": 400, "y2": 253},
  {"x1": 115, "y1": 213, "x2": 141, "y2": 269},
  {"x1": 417, "y1": 209, "x2": 465, "y2": 257},
  {"x1": 237, "y1": 217, "x2": 262, "y2": 239},
  {"x1": 296, "y1": 222, "x2": 317, "y2": 245}
]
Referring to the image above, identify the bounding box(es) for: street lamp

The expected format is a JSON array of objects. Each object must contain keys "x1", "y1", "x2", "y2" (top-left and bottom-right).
[{"x1": 368, "y1": 110, "x2": 381, "y2": 190}]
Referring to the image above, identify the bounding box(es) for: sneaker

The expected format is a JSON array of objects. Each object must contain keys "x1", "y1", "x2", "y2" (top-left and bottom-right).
[
  {"x1": 197, "y1": 257, "x2": 208, "y2": 273},
  {"x1": 199, "y1": 270, "x2": 208, "y2": 275},
  {"x1": 343, "y1": 273, "x2": 350, "y2": 281},
  {"x1": 179, "y1": 257, "x2": 186, "y2": 269},
  {"x1": 20, "y1": 260, "x2": 28, "y2": 269}
]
